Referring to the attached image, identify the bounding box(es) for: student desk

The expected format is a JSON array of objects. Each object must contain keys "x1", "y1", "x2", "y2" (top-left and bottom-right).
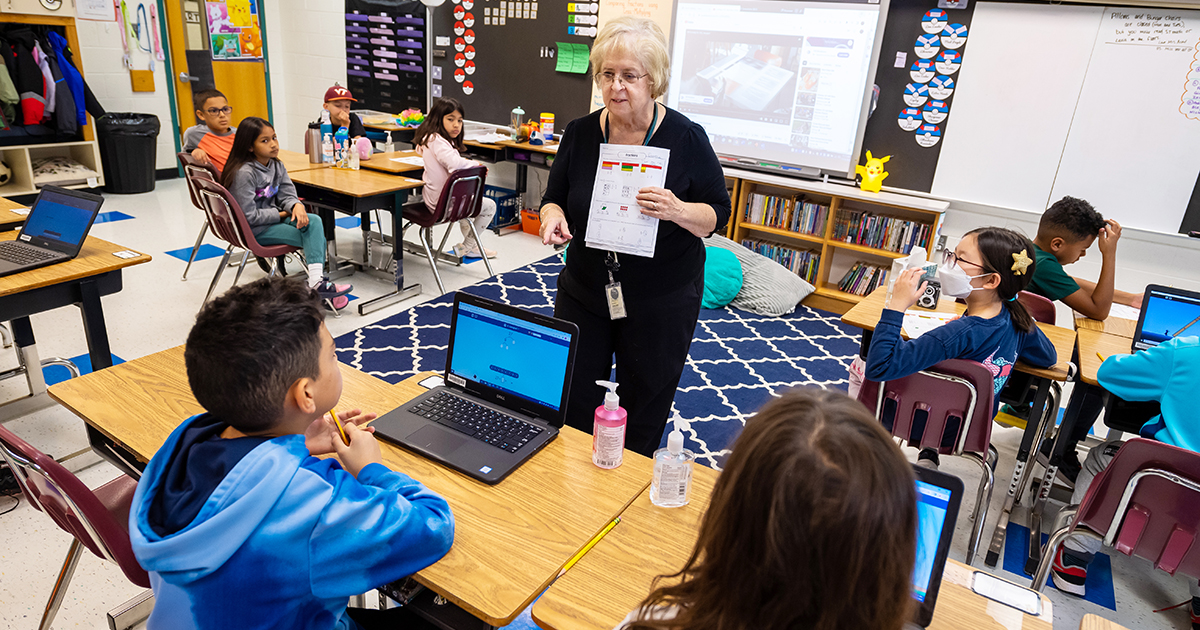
[
  {"x1": 47, "y1": 350, "x2": 655, "y2": 627},
  {"x1": 841, "y1": 287, "x2": 1077, "y2": 573},
  {"x1": 278, "y1": 149, "x2": 330, "y2": 174},
  {"x1": 496, "y1": 139, "x2": 558, "y2": 198},
  {"x1": 531, "y1": 463, "x2": 1053, "y2": 630},
  {"x1": 360, "y1": 150, "x2": 423, "y2": 175},
  {"x1": 0, "y1": 231, "x2": 150, "y2": 426},
  {"x1": 1078, "y1": 329, "x2": 1131, "y2": 387},
  {"x1": 288, "y1": 167, "x2": 424, "y2": 315},
  {"x1": 1074, "y1": 315, "x2": 1137, "y2": 338},
  {"x1": 1080, "y1": 614, "x2": 1130, "y2": 629},
  {"x1": 0, "y1": 197, "x2": 28, "y2": 231}
]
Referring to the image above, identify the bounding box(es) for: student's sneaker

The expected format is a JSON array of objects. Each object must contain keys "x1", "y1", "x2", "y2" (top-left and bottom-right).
[
  {"x1": 325, "y1": 295, "x2": 350, "y2": 311},
  {"x1": 452, "y1": 242, "x2": 497, "y2": 259},
  {"x1": 916, "y1": 448, "x2": 940, "y2": 469},
  {"x1": 1036, "y1": 439, "x2": 1081, "y2": 487},
  {"x1": 1049, "y1": 546, "x2": 1089, "y2": 597},
  {"x1": 313, "y1": 277, "x2": 352, "y2": 299}
]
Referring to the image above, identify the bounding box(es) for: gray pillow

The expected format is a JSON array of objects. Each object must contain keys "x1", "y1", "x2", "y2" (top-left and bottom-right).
[{"x1": 704, "y1": 234, "x2": 815, "y2": 316}]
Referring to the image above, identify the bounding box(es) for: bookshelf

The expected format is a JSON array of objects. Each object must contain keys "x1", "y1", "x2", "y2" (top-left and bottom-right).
[{"x1": 726, "y1": 169, "x2": 948, "y2": 314}]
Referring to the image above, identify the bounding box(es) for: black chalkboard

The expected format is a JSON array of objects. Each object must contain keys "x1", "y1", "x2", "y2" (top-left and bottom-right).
[{"x1": 431, "y1": 0, "x2": 595, "y2": 128}]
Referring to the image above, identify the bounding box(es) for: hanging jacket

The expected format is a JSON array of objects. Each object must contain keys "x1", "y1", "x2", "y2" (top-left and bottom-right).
[
  {"x1": 46, "y1": 32, "x2": 85, "y2": 128},
  {"x1": 31, "y1": 41, "x2": 55, "y2": 118},
  {"x1": 0, "y1": 63, "x2": 17, "y2": 124},
  {"x1": 37, "y1": 34, "x2": 75, "y2": 135},
  {"x1": 6, "y1": 30, "x2": 46, "y2": 125}
]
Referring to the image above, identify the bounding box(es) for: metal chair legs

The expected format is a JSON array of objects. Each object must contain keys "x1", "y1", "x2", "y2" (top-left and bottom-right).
[
  {"x1": 964, "y1": 448, "x2": 998, "y2": 566},
  {"x1": 1031, "y1": 505, "x2": 1082, "y2": 592},
  {"x1": 230, "y1": 250, "x2": 251, "y2": 288},
  {"x1": 1, "y1": 322, "x2": 11, "y2": 349},
  {"x1": 106, "y1": 590, "x2": 154, "y2": 630},
  {"x1": 39, "y1": 539, "x2": 83, "y2": 630},
  {"x1": 464, "y1": 220, "x2": 496, "y2": 278},
  {"x1": 204, "y1": 245, "x2": 236, "y2": 303},
  {"x1": 419, "y1": 227, "x2": 447, "y2": 296},
  {"x1": 181, "y1": 219, "x2": 210, "y2": 281}
]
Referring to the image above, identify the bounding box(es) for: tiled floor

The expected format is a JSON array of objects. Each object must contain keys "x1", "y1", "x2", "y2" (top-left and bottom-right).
[{"x1": 0, "y1": 179, "x2": 1188, "y2": 629}]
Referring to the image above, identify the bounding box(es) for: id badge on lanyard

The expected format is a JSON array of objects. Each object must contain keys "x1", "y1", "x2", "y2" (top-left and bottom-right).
[{"x1": 605, "y1": 251, "x2": 626, "y2": 320}]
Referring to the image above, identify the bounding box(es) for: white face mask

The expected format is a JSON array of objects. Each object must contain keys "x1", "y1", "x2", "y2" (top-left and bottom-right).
[{"x1": 938, "y1": 259, "x2": 989, "y2": 299}]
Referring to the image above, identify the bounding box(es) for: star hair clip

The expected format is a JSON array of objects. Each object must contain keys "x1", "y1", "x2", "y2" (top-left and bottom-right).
[{"x1": 1011, "y1": 249, "x2": 1033, "y2": 276}]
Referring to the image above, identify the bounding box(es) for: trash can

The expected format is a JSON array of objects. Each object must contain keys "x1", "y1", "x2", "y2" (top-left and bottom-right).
[{"x1": 97, "y1": 113, "x2": 161, "y2": 194}]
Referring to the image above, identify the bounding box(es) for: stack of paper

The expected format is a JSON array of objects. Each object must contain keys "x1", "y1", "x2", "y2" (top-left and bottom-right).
[
  {"x1": 902, "y1": 310, "x2": 958, "y2": 339},
  {"x1": 389, "y1": 156, "x2": 425, "y2": 166},
  {"x1": 472, "y1": 132, "x2": 512, "y2": 144}
]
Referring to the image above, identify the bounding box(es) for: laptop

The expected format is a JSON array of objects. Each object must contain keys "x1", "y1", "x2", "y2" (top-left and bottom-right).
[
  {"x1": 372, "y1": 292, "x2": 579, "y2": 485},
  {"x1": 1131, "y1": 284, "x2": 1200, "y2": 352},
  {"x1": 908, "y1": 465, "x2": 964, "y2": 628},
  {"x1": 0, "y1": 186, "x2": 105, "y2": 277}
]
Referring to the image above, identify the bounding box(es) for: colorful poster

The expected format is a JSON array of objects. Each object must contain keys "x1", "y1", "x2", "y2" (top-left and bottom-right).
[
  {"x1": 211, "y1": 33, "x2": 242, "y2": 59},
  {"x1": 206, "y1": 3, "x2": 239, "y2": 34},
  {"x1": 227, "y1": 0, "x2": 253, "y2": 27},
  {"x1": 207, "y1": 0, "x2": 263, "y2": 59}
]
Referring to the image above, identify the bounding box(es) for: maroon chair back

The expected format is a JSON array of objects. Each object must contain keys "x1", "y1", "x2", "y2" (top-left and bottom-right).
[
  {"x1": 1017, "y1": 291, "x2": 1056, "y2": 325},
  {"x1": 0, "y1": 424, "x2": 149, "y2": 588},
  {"x1": 191, "y1": 177, "x2": 298, "y2": 260},
  {"x1": 1073, "y1": 438, "x2": 1200, "y2": 578},
  {"x1": 857, "y1": 359, "x2": 997, "y2": 455},
  {"x1": 403, "y1": 165, "x2": 487, "y2": 228},
  {"x1": 177, "y1": 152, "x2": 221, "y2": 210}
]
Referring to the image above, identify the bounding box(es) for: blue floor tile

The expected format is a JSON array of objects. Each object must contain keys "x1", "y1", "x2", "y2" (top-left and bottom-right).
[
  {"x1": 165, "y1": 243, "x2": 226, "y2": 263},
  {"x1": 93, "y1": 211, "x2": 135, "y2": 224},
  {"x1": 1002, "y1": 522, "x2": 1115, "y2": 609},
  {"x1": 336, "y1": 216, "x2": 373, "y2": 230},
  {"x1": 42, "y1": 352, "x2": 126, "y2": 386}
]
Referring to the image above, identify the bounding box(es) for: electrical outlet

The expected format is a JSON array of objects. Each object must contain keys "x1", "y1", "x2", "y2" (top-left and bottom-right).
[
  {"x1": 937, "y1": 234, "x2": 947, "y2": 250},
  {"x1": 432, "y1": 84, "x2": 443, "y2": 98},
  {"x1": 432, "y1": 66, "x2": 442, "y2": 80}
]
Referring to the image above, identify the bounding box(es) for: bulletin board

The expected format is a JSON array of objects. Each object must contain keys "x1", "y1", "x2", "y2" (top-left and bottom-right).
[
  {"x1": 430, "y1": 0, "x2": 596, "y2": 127},
  {"x1": 346, "y1": 0, "x2": 428, "y2": 115}
]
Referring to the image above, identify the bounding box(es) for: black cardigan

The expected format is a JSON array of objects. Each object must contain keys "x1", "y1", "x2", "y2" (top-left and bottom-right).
[{"x1": 541, "y1": 106, "x2": 731, "y2": 309}]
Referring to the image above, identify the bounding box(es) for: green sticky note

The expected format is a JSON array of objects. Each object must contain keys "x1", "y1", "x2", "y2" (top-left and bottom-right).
[
  {"x1": 555, "y1": 42, "x2": 573, "y2": 73},
  {"x1": 570, "y1": 43, "x2": 590, "y2": 74}
]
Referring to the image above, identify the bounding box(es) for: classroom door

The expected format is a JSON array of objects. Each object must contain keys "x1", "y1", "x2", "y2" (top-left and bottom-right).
[{"x1": 163, "y1": 0, "x2": 269, "y2": 137}]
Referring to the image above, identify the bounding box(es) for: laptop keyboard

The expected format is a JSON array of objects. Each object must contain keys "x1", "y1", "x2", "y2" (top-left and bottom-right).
[
  {"x1": 0, "y1": 241, "x2": 57, "y2": 264},
  {"x1": 409, "y1": 391, "x2": 545, "y2": 453}
]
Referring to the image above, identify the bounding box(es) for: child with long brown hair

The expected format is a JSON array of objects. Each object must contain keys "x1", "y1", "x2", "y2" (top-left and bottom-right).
[
  {"x1": 865, "y1": 226, "x2": 1058, "y2": 466},
  {"x1": 413, "y1": 98, "x2": 497, "y2": 260},
  {"x1": 621, "y1": 388, "x2": 919, "y2": 630}
]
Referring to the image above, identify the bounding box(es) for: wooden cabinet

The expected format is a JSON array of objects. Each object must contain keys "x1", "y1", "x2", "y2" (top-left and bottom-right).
[{"x1": 725, "y1": 169, "x2": 947, "y2": 314}]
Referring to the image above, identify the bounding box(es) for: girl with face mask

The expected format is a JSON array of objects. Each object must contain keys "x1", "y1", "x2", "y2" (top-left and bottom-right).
[{"x1": 863, "y1": 227, "x2": 1058, "y2": 466}]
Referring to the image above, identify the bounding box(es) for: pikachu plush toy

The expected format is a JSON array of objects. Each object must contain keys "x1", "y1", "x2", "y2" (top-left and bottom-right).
[{"x1": 856, "y1": 151, "x2": 891, "y2": 193}]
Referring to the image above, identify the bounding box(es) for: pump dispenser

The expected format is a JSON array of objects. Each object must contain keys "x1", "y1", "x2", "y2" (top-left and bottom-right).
[
  {"x1": 320, "y1": 110, "x2": 333, "y2": 163},
  {"x1": 651, "y1": 419, "x2": 694, "y2": 507},
  {"x1": 592, "y1": 380, "x2": 626, "y2": 469}
]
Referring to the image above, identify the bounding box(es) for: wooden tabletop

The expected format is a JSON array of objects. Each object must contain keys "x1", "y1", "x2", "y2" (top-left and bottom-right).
[
  {"x1": 0, "y1": 197, "x2": 28, "y2": 231},
  {"x1": 498, "y1": 139, "x2": 559, "y2": 155},
  {"x1": 289, "y1": 166, "x2": 423, "y2": 198},
  {"x1": 0, "y1": 231, "x2": 151, "y2": 297},
  {"x1": 360, "y1": 150, "x2": 423, "y2": 175},
  {"x1": 465, "y1": 139, "x2": 505, "y2": 150},
  {"x1": 1074, "y1": 315, "x2": 1137, "y2": 338},
  {"x1": 1079, "y1": 613, "x2": 1130, "y2": 629},
  {"x1": 278, "y1": 149, "x2": 330, "y2": 174},
  {"x1": 1077, "y1": 329, "x2": 1133, "y2": 386},
  {"x1": 533, "y1": 465, "x2": 1052, "y2": 630},
  {"x1": 48, "y1": 349, "x2": 655, "y2": 626},
  {"x1": 841, "y1": 287, "x2": 1077, "y2": 381}
]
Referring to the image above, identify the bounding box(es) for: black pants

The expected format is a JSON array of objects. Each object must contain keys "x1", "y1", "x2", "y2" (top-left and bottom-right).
[{"x1": 554, "y1": 273, "x2": 703, "y2": 456}]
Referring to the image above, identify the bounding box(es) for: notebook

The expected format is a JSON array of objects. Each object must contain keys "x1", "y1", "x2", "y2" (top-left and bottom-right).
[
  {"x1": 1131, "y1": 284, "x2": 1200, "y2": 352},
  {"x1": 0, "y1": 186, "x2": 104, "y2": 278},
  {"x1": 909, "y1": 465, "x2": 964, "y2": 628},
  {"x1": 371, "y1": 292, "x2": 579, "y2": 484}
]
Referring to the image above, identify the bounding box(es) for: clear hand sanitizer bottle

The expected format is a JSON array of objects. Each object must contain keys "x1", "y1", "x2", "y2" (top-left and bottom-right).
[
  {"x1": 592, "y1": 380, "x2": 626, "y2": 469},
  {"x1": 651, "y1": 420, "x2": 694, "y2": 508},
  {"x1": 320, "y1": 110, "x2": 333, "y2": 164}
]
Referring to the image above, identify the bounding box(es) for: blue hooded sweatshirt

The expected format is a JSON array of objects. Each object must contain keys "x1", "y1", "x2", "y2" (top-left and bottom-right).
[
  {"x1": 45, "y1": 32, "x2": 85, "y2": 128},
  {"x1": 130, "y1": 413, "x2": 455, "y2": 630},
  {"x1": 1098, "y1": 335, "x2": 1200, "y2": 452}
]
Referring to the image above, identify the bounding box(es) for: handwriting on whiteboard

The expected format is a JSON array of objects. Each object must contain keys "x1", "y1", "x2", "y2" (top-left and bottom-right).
[
  {"x1": 1183, "y1": 44, "x2": 1200, "y2": 120},
  {"x1": 1107, "y1": 11, "x2": 1195, "y2": 48}
]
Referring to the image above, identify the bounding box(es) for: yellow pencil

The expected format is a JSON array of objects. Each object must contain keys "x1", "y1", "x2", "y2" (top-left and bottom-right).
[
  {"x1": 558, "y1": 517, "x2": 620, "y2": 578},
  {"x1": 1096, "y1": 352, "x2": 1106, "y2": 363},
  {"x1": 330, "y1": 409, "x2": 350, "y2": 446}
]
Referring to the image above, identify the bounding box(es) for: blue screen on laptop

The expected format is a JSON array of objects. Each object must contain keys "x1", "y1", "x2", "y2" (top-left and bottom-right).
[
  {"x1": 1138, "y1": 288, "x2": 1200, "y2": 347},
  {"x1": 449, "y1": 302, "x2": 571, "y2": 411},
  {"x1": 21, "y1": 190, "x2": 99, "y2": 249},
  {"x1": 913, "y1": 479, "x2": 951, "y2": 602}
]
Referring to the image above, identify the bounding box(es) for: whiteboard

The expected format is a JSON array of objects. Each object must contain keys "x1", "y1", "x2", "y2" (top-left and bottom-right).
[
  {"x1": 931, "y1": 3, "x2": 1102, "y2": 213},
  {"x1": 1050, "y1": 8, "x2": 1200, "y2": 234}
]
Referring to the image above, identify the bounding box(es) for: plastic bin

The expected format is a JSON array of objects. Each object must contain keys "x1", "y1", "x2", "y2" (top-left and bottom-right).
[
  {"x1": 97, "y1": 113, "x2": 161, "y2": 194},
  {"x1": 484, "y1": 185, "x2": 520, "y2": 230}
]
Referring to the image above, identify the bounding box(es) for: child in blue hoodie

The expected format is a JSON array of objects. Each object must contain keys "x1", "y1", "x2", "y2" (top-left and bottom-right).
[{"x1": 129, "y1": 276, "x2": 454, "y2": 630}]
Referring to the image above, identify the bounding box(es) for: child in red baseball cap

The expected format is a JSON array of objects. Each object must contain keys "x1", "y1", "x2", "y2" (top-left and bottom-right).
[{"x1": 320, "y1": 83, "x2": 365, "y2": 139}]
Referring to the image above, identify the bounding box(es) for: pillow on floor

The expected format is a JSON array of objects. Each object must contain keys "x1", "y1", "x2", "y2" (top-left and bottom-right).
[
  {"x1": 704, "y1": 234, "x2": 815, "y2": 316},
  {"x1": 31, "y1": 156, "x2": 100, "y2": 188},
  {"x1": 702, "y1": 246, "x2": 743, "y2": 308}
]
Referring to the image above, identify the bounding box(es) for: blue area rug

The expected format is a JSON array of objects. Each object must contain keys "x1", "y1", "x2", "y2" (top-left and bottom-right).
[
  {"x1": 93, "y1": 211, "x2": 135, "y2": 224},
  {"x1": 335, "y1": 255, "x2": 860, "y2": 467}
]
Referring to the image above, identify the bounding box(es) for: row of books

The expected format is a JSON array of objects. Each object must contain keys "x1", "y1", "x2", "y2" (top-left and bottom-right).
[
  {"x1": 832, "y1": 209, "x2": 932, "y2": 255},
  {"x1": 837, "y1": 261, "x2": 889, "y2": 297},
  {"x1": 740, "y1": 239, "x2": 821, "y2": 283},
  {"x1": 742, "y1": 193, "x2": 829, "y2": 236}
]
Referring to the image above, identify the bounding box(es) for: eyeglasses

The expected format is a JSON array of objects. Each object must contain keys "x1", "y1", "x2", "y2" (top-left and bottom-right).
[
  {"x1": 205, "y1": 106, "x2": 233, "y2": 115},
  {"x1": 942, "y1": 249, "x2": 988, "y2": 271},
  {"x1": 596, "y1": 71, "x2": 649, "y2": 87}
]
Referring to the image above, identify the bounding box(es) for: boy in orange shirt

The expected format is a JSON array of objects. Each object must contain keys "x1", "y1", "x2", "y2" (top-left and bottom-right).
[{"x1": 183, "y1": 89, "x2": 236, "y2": 174}]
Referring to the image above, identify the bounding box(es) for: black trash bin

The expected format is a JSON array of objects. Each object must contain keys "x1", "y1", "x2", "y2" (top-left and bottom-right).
[{"x1": 97, "y1": 113, "x2": 161, "y2": 194}]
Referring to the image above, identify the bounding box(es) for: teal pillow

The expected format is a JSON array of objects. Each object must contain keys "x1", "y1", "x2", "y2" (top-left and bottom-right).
[{"x1": 702, "y1": 246, "x2": 744, "y2": 308}]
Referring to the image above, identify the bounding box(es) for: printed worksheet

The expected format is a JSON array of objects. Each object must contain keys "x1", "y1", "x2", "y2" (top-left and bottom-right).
[{"x1": 585, "y1": 144, "x2": 670, "y2": 258}]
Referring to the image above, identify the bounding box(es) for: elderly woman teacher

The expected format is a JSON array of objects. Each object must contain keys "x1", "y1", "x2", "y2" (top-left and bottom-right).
[{"x1": 539, "y1": 16, "x2": 731, "y2": 456}]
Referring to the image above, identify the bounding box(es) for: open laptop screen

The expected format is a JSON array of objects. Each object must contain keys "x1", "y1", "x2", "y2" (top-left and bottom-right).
[
  {"x1": 913, "y1": 479, "x2": 952, "y2": 602},
  {"x1": 449, "y1": 301, "x2": 572, "y2": 411},
  {"x1": 19, "y1": 188, "x2": 103, "y2": 253},
  {"x1": 1134, "y1": 286, "x2": 1200, "y2": 351}
]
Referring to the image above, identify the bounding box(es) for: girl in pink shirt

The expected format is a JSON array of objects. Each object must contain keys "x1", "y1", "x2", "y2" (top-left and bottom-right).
[{"x1": 414, "y1": 98, "x2": 497, "y2": 259}]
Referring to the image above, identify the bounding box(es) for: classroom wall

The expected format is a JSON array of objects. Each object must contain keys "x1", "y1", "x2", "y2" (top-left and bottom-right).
[{"x1": 76, "y1": 19, "x2": 178, "y2": 171}]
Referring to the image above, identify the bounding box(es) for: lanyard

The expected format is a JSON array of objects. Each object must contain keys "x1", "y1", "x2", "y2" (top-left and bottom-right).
[{"x1": 603, "y1": 103, "x2": 659, "y2": 146}]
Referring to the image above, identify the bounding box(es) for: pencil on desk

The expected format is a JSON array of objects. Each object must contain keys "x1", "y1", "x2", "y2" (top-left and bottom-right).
[
  {"x1": 330, "y1": 409, "x2": 350, "y2": 446},
  {"x1": 557, "y1": 517, "x2": 620, "y2": 578},
  {"x1": 1096, "y1": 352, "x2": 1106, "y2": 363}
]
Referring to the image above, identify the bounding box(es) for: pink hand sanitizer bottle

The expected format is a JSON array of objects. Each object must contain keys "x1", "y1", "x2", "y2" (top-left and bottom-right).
[{"x1": 593, "y1": 380, "x2": 626, "y2": 469}]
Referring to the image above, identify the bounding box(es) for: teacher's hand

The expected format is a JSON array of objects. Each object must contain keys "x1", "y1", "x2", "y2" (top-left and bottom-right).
[
  {"x1": 636, "y1": 187, "x2": 686, "y2": 223},
  {"x1": 540, "y1": 207, "x2": 573, "y2": 245}
]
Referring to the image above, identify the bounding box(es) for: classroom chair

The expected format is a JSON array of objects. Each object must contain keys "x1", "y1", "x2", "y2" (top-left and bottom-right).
[
  {"x1": 188, "y1": 178, "x2": 337, "y2": 312},
  {"x1": 993, "y1": 290, "x2": 1058, "y2": 433},
  {"x1": 400, "y1": 165, "x2": 495, "y2": 295},
  {"x1": 177, "y1": 152, "x2": 223, "y2": 282},
  {"x1": 857, "y1": 359, "x2": 998, "y2": 565},
  {"x1": 0, "y1": 424, "x2": 152, "y2": 630},
  {"x1": 1031, "y1": 438, "x2": 1200, "y2": 593}
]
